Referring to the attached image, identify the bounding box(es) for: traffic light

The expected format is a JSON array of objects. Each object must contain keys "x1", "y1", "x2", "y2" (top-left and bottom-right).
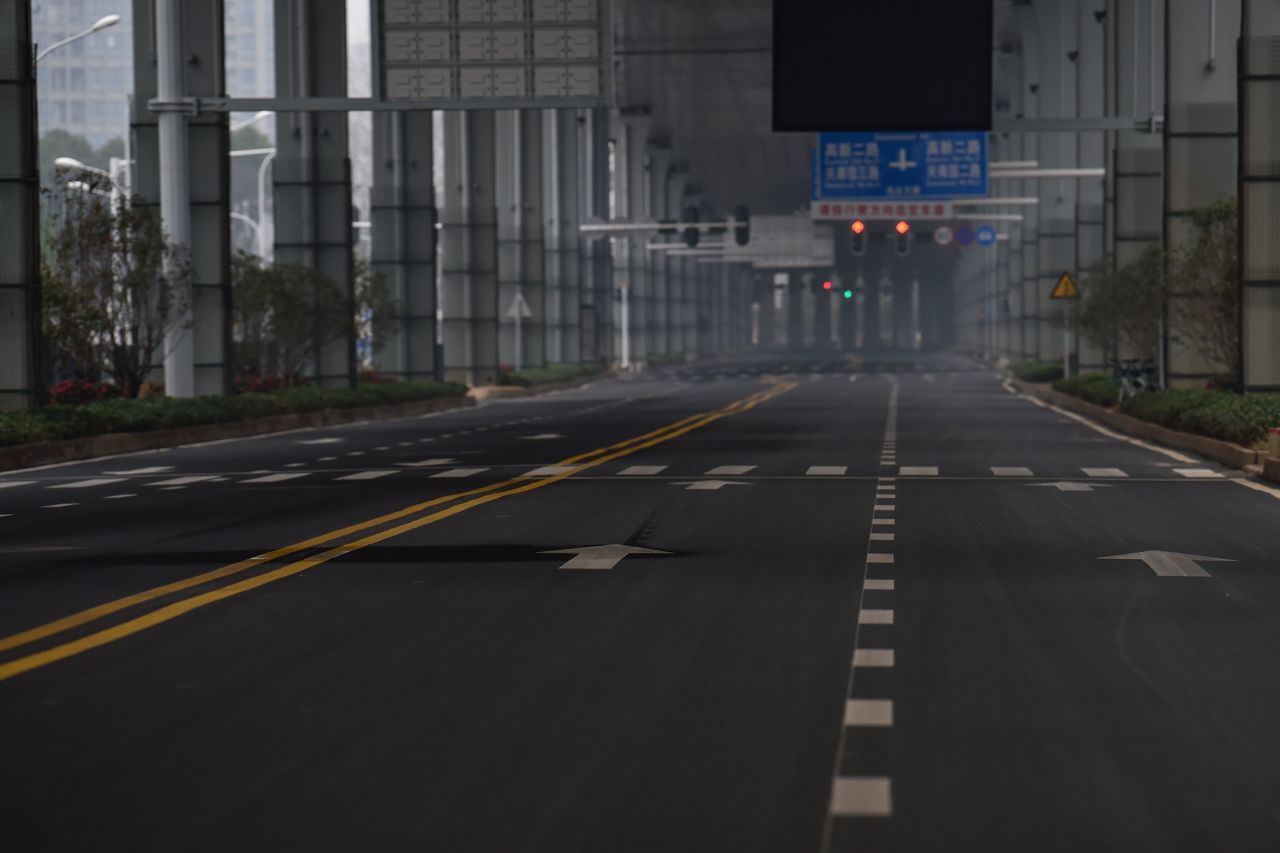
[
  {"x1": 683, "y1": 205, "x2": 700, "y2": 248},
  {"x1": 734, "y1": 204, "x2": 750, "y2": 246},
  {"x1": 843, "y1": 289, "x2": 854, "y2": 299},
  {"x1": 850, "y1": 219, "x2": 866, "y2": 257},
  {"x1": 893, "y1": 220, "x2": 912, "y2": 257},
  {"x1": 822, "y1": 279, "x2": 833, "y2": 291}
]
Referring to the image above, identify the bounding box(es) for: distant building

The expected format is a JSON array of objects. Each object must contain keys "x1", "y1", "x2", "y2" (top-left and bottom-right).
[
  {"x1": 34, "y1": 0, "x2": 274, "y2": 147},
  {"x1": 33, "y1": 0, "x2": 133, "y2": 147}
]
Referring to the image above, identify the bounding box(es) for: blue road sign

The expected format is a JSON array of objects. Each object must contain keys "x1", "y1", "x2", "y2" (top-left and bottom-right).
[
  {"x1": 813, "y1": 131, "x2": 989, "y2": 200},
  {"x1": 955, "y1": 226, "x2": 975, "y2": 246},
  {"x1": 975, "y1": 225, "x2": 997, "y2": 246}
]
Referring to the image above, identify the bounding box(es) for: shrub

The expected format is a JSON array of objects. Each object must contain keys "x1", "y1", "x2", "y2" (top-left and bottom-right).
[
  {"x1": 1012, "y1": 360, "x2": 1064, "y2": 383},
  {"x1": 1119, "y1": 389, "x2": 1280, "y2": 447},
  {"x1": 49, "y1": 378, "x2": 120, "y2": 405},
  {"x1": 1053, "y1": 373, "x2": 1119, "y2": 407},
  {"x1": 502, "y1": 362, "x2": 602, "y2": 387},
  {"x1": 0, "y1": 380, "x2": 466, "y2": 448}
]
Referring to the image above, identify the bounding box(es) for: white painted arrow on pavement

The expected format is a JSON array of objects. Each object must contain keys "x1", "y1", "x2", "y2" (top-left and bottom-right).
[
  {"x1": 671, "y1": 480, "x2": 751, "y2": 491},
  {"x1": 1099, "y1": 551, "x2": 1234, "y2": 577},
  {"x1": 1028, "y1": 482, "x2": 1115, "y2": 492},
  {"x1": 541, "y1": 544, "x2": 673, "y2": 570}
]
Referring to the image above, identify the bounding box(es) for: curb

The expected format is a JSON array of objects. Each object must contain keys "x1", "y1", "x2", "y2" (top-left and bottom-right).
[
  {"x1": 0, "y1": 395, "x2": 474, "y2": 473},
  {"x1": 1009, "y1": 378, "x2": 1276, "y2": 477}
]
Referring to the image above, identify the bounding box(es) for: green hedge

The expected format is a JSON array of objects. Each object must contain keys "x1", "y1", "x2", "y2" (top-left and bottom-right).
[
  {"x1": 1011, "y1": 360, "x2": 1065, "y2": 383},
  {"x1": 1052, "y1": 373, "x2": 1119, "y2": 407},
  {"x1": 0, "y1": 380, "x2": 467, "y2": 448},
  {"x1": 499, "y1": 362, "x2": 602, "y2": 388},
  {"x1": 1119, "y1": 390, "x2": 1280, "y2": 447}
]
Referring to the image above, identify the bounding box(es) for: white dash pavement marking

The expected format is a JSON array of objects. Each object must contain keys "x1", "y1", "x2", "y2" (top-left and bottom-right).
[
  {"x1": 1082, "y1": 467, "x2": 1127, "y2": 478},
  {"x1": 853, "y1": 649, "x2": 894, "y2": 668},
  {"x1": 864, "y1": 578, "x2": 894, "y2": 590},
  {"x1": 807, "y1": 466, "x2": 848, "y2": 476},
  {"x1": 297, "y1": 437, "x2": 342, "y2": 445},
  {"x1": 397, "y1": 459, "x2": 458, "y2": 468},
  {"x1": 858, "y1": 609, "x2": 894, "y2": 624},
  {"x1": 866, "y1": 553, "x2": 894, "y2": 564},
  {"x1": 845, "y1": 699, "x2": 894, "y2": 726},
  {"x1": 336, "y1": 470, "x2": 399, "y2": 481},
  {"x1": 430, "y1": 468, "x2": 487, "y2": 478},
  {"x1": 50, "y1": 478, "x2": 128, "y2": 490},
  {"x1": 1174, "y1": 468, "x2": 1225, "y2": 479},
  {"x1": 619, "y1": 465, "x2": 667, "y2": 476},
  {"x1": 705, "y1": 465, "x2": 756, "y2": 476},
  {"x1": 869, "y1": 533, "x2": 894, "y2": 541},
  {"x1": 149, "y1": 476, "x2": 219, "y2": 487},
  {"x1": 991, "y1": 466, "x2": 1034, "y2": 477},
  {"x1": 830, "y1": 778, "x2": 892, "y2": 817},
  {"x1": 874, "y1": 505, "x2": 896, "y2": 512},
  {"x1": 241, "y1": 473, "x2": 311, "y2": 484},
  {"x1": 899, "y1": 466, "x2": 937, "y2": 476},
  {"x1": 42, "y1": 503, "x2": 78, "y2": 509},
  {"x1": 871, "y1": 518, "x2": 895, "y2": 526},
  {"x1": 528, "y1": 465, "x2": 578, "y2": 477},
  {"x1": 103, "y1": 494, "x2": 136, "y2": 500},
  {"x1": 103, "y1": 466, "x2": 173, "y2": 475},
  {"x1": 0, "y1": 481, "x2": 35, "y2": 490}
]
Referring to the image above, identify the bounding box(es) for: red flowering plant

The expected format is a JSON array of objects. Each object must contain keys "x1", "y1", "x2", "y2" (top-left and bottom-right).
[{"x1": 49, "y1": 378, "x2": 119, "y2": 405}]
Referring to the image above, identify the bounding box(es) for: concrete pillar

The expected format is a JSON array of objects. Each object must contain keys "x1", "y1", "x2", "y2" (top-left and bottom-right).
[
  {"x1": 610, "y1": 115, "x2": 650, "y2": 367},
  {"x1": 496, "y1": 110, "x2": 545, "y2": 372},
  {"x1": 543, "y1": 109, "x2": 582, "y2": 364},
  {"x1": 1077, "y1": 0, "x2": 1109, "y2": 372},
  {"x1": 273, "y1": 0, "x2": 354, "y2": 387},
  {"x1": 440, "y1": 110, "x2": 499, "y2": 386},
  {"x1": 645, "y1": 147, "x2": 671, "y2": 358},
  {"x1": 1239, "y1": 0, "x2": 1280, "y2": 390},
  {"x1": 1034, "y1": 0, "x2": 1079, "y2": 366},
  {"x1": 0, "y1": 0, "x2": 39, "y2": 408},
  {"x1": 1164, "y1": 0, "x2": 1241, "y2": 385},
  {"x1": 1014, "y1": 3, "x2": 1041, "y2": 362},
  {"x1": 132, "y1": 0, "x2": 232, "y2": 395},
  {"x1": 581, "y1": 107, "x2": 611, "y2": 363},
  {"x1": 665, "y1": 167, "x2": 689, "y2": 356},
  {"x1": 1114, "y1": 0, "x2": 1165, "y2": 363},
  {"x1": 371, "y1": 111, "x2": 437, "y2": 381}
]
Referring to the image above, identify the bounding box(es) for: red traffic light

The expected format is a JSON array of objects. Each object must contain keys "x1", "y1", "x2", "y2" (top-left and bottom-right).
[
  {"x1": 895, "y1": 220, "x2": 910, "y2": 235},
  {"x1": 822, "y1": 280, "x2": 833, "y2": 291},
  {"x1": 850, "y1": 220, "x2": 866, "y2": 235}
]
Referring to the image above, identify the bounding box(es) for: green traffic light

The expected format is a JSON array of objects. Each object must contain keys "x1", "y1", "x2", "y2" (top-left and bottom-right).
[{"x1": 843, "y1": 289, "x2": 853, "y2": 299}]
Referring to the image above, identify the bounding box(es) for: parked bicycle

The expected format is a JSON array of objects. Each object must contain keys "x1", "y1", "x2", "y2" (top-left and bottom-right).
[{"x1": 1114, "y1": 358, "x2": 1159, "y2": 402}]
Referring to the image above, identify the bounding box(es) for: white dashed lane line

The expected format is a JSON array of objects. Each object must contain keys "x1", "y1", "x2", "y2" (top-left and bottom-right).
[
  {"x1": 49, "y1": 478, "x2": 129, "y2": 490},
  {"x1": 335, "y1": 470, "x2": 399, "y2": 481}
]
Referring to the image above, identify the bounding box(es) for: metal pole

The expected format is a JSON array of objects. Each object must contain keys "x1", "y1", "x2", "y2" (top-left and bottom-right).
[
  {"x1": 157, "y1": 0, "x2": 194, "y2": 398},
  {"x1": 257, "y1": 152, "x2": 275, "y2": 258},
  {"x1": 620, "y1": 282, "x2": 631, "y2": 369}
]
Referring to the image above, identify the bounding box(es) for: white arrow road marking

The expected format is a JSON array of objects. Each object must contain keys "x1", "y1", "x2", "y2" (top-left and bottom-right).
[
  {"x1": 396, "y1": 458, "x2": 458, "y2": 468},
  {"x1": 1029, "y1": 482, "x2": 1114, "y2": 492},
  {"x1": 103, "y1": 466, "x2": 174, "y2": 475},
  {"x1": 1099, "y1": 551, "x2": 1234, "y2": 577},
  {"x1": 520, "y1": 433, "x2": 564, "y2": 440},
  {"x1": 297, "y1": 437, "x2": 343, "y2": 445},
  {"x1": 671, "y1": 480, "x2": 751, "y2": 491},
  {"x1": 541, "y1": 543, "x2": 673, "y2": 571}
]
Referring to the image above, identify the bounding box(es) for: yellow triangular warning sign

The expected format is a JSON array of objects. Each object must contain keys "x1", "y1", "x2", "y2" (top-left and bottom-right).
[{"x1": 1050, "y1": 271, "x2": 1080, "y2": 300}]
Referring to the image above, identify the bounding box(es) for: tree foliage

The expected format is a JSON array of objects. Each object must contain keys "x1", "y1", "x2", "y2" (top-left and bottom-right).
[
  {"x1": 231, "y1": 252, "x2": 351, "y2": 384},
  {"x1": 1078, "y1": 244, "x2": 1164, "y2": 363},
  {"x1": 41, "y1": 174, "x2": 191, "y2": 398},
  {"x1": 1168, "y1": 197, "x2": 1238, "y2": 378}
]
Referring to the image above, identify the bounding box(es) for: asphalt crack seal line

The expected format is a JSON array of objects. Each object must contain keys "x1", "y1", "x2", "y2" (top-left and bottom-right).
[{"x1": 0, "y1": 383, "x2": 796, "y2": 682}]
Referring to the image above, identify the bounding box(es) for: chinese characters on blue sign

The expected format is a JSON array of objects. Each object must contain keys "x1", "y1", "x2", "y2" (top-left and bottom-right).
[{"x1": 813, "y1": 131, "x2": 989, "y2": 200}]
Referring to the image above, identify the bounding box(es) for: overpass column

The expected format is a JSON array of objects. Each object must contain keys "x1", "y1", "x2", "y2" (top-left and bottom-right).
[
  {"x1": 582, "y1": 107, "x2": 611, "y2": 363},
  {"x1": 610, "y1": 114, "x2": 649, "y2": 367},
  {"x1": 273, "y1": 0, "x2": 354, "y2": 387},
  {"x1": 1077, "y1": 0, "x2": 1109, "y2": 372},
  {"x1": 1164, "y1": 0, "x2": 1241, "y2": 386},
  {"x1": 496, "y1": 110, "x2": 545, "y2": 372},
  {"x1": 441, "y1": 110, "x2": 499, "y2": 386},
  {"x1": 1113, "y1": 0, "x2": 1165, "y2": 363},
  {"x1": 1013, "y1": 2, "x2": 1041, "y2": 362},
  {"x1": 1034, "y1": 0, "x2": 1079, "y2": 366},
  {"x1": 646, "y1": 146, "x2": 672, "y2": 358},
  {"x1": 1, "y1": 0, "x2": 40, "y2": 408},
  {"x1": 132, "y1": 0, "x2": 232, "y2": 395},
  {"x1": 371, "y1": 110, "x2": 437, "y2": 381},
  {"x1": 1240, "y1": 0, "x2": 1280, "y2": 390},
  {"x1": 542, "y1": 109, "x2": 582, "y2": 364}
]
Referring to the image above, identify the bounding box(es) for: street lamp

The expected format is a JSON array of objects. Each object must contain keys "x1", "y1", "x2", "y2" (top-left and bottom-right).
[
  {"x1": 54, "y1": 156, "x2": 113, "y2": 182},
  {"x1": 230, "y1": 110, "x2": 272, "y2": 132},
  {"x1": 35, "y1": 14, "x2": 121, "y2": 65}
]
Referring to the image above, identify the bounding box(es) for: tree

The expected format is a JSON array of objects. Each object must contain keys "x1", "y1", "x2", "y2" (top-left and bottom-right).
[
  {"x1": 1078, "y1": 245, "x2": 1164, "y2": 363},
  {"x1": 231, "y1": 252, "x2": 350, "y2": 384},
  {"x1": 1168, "y1": 197, "x2": 1238, "y2": 379},
  {"x1": 41, "y1": 173, "x2": 191, "y2": 397},
  {"x1": 353, "y1": 256, "x2": 398, "y2": 369}
]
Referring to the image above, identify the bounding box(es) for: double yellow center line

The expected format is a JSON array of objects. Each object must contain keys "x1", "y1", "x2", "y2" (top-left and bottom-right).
[{"x1": 0, "y1": 382, "x2": 795, "y2": 682}]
